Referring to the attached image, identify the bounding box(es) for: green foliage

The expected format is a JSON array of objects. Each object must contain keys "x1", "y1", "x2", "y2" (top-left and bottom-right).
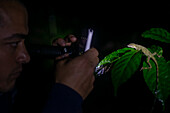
[
  {"x1": 143, "y1": 55, "x2": 170, "y2": 107},
  {"x1": 142, "y1": 28, "x2": 170, "y2": 43},
  {"x1": 96, "y1": 27, "x2": 170, "y2": 111},
  {"x1": 96, "y1": 48, "x2": 134, "y2": 69},
  {"x1": 168, "y1": 61, "x2": 170, "y2": 66},
  {"x1": 148, "y1": 45, "x2": 163, "y2": 56},
  {"x1": 111, "y1": 50, "x2": 142, "y2": 96}
]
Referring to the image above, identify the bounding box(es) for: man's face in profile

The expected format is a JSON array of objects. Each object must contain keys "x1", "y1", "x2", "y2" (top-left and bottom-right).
[{"x1": 0, "y1": 1, "x2": 30, "y2": 92}]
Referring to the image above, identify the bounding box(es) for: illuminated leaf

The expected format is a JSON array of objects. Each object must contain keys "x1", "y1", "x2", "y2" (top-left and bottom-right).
[
  {"x1": 143, "y1": 57, "x2": 170, "y2": 108},
  {"x1": 111, "y1": 50, "x2": 142, "y2": 96},
  {"x1": 96, "y1": 48, "x2": 134, "y2": 67},
  {"x1": 142, "y1": 28, "x2": 170, "y2": 43},
  {"x1": 95, "y1": 48, "x2": 134, "y2": 76},
  {"x1": 148, "y1": 45, "x2": 163, "y2": 56},
  {"x1": 167, "y1": 61, "x2": 170, "y2": 65}
]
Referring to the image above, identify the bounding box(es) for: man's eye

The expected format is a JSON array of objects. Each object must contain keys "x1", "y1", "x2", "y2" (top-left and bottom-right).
[{"x1": 9, "y1": 41, "x2": 20, "y2": 47}]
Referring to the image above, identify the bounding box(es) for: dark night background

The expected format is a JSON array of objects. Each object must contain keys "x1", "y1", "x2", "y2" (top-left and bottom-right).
[{"x1": 14, "y1": 0, "x2": 170, "y2": 113}]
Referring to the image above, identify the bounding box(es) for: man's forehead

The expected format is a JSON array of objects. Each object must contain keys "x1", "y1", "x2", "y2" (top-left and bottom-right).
[
  {"x1": 0, "y1": 0, "x2": 27, "y2": 19},
  {"x1": 0, "y1": 0, "x2": 24, "y2": 7},
  {"x1": 0, "y1": 0, "x2": 28, "y2": 39},
  {"x1": 0, "y1": 9, "x2": 10, "y2": 28}
]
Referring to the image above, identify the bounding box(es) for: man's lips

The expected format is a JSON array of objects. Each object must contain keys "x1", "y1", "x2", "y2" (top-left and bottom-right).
[{"x1": 10, "y1": 71, "x2": 22, "y2": 79}]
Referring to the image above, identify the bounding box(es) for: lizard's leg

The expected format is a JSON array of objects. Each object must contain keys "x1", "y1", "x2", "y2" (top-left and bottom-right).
[
  {"x1": 140, "y1": 57, "x2": 152, "y2": 71},
  {"x1": 152, "y1": 52, "x2": 162, "y2": 58}
]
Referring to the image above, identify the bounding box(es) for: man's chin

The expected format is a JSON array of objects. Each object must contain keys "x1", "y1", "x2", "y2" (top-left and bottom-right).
[
  {"x1": 0, "y1": 79, "x2": 16, "y2": 93},
  {"x1": 8, "y1": 79, "x2": 16, "y2": 91}
]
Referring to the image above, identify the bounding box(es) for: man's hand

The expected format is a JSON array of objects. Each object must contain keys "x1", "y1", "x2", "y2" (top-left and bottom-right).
[
  {"x1": 52, "y1": 34, "x2": 77, "y2": 60},
  {"x1": 52, "y1": 34, "x2": 99, "y2": 99},
  {"x1": 54, "y1": 48, "x2": 99, "y2": 99}
]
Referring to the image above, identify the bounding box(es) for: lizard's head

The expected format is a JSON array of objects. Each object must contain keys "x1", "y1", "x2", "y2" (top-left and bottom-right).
[{"x1": 127, "y1": 43, "x2": 137, "y2": 49}]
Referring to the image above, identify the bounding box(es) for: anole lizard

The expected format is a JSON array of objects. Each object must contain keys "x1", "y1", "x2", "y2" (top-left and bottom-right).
[{"x1": 127, "y1": 43, "x2": 161, "y2": 96}]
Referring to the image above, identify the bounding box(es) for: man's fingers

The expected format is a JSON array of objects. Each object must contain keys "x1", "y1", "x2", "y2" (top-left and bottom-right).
[
  {"x1": 52, "y1": 38, "x2": 66, "y2": 46},
  {"x1": 83, "y1": 48, "x2": 99, "y2": 58},
  {"x1": 55, "y1": 53, "x2": 69, "y2": 60},
  {"x1": 64, "y1": 34, "x2": 77, "y2": 43},
  {"x1": 82, "y1": 48, "x2": 99, "y2": 67},
  {"x1": 52, "y1": 34, "x2": 77, "y2": 47}
]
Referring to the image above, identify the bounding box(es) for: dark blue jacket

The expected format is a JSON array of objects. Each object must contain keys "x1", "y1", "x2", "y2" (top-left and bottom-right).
[
  {"x1": 0, "y1": 83, "x2": 83, "y2": 113},
  {"x1": 42, "y1": 83, "x2": 83, "y2": 113}
]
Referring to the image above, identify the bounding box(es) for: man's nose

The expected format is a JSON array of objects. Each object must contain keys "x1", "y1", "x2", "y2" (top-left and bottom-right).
[{"x1": 16, "y1": 41, "x2": 30, "y2": 64}]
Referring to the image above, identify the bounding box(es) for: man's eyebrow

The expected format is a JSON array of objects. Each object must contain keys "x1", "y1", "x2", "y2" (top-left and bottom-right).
[{"x1": 4, "y1": 34, "x2": 27, "y2": 40}]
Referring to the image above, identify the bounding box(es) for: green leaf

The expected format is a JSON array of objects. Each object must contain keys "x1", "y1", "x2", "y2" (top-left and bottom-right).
[
  {"x1": 96, "y1": 48, "x2": 134, "y2": 68},
  {"x1": 111, "y1": 50, "x2": 142, "y2": 96},
  {"x1": 148, "y1": 45, "x2": 163, "y2": 56},
  {"x1": 142, "y1": 28, "x2": 170, "y2": 43},
  {"x1": 143, "y1": 57, "x2": 170, "y2": 107},
  {"x1": 167, "y1": 61, "x2": 170, "y2": 65},
  {"x1": 95, "y1": 48, "x2": 134, "y2": 76}
]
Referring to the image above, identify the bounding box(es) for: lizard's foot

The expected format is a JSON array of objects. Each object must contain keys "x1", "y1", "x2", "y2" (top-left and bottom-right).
[
  {"x1": 140, "y1": 67, "x2": 143, "y2": 71},
  {"x1": 140, "y1": 67, "x2": 151, "y2": 71},
  {"x1": 158, "y1": 55, "x2": 162, "y2": 58}
]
